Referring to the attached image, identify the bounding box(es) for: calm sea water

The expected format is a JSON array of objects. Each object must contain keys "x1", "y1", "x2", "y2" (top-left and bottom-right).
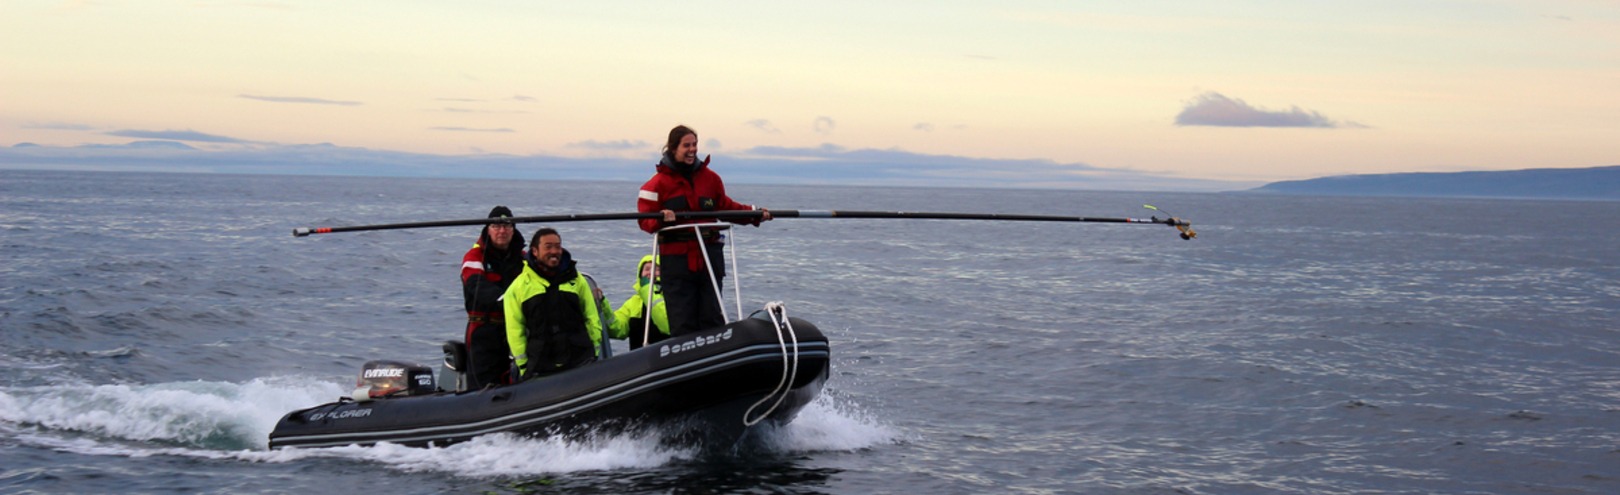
[{"x1": 2, "y1": 169, "x2": 1617, "y2": 494}]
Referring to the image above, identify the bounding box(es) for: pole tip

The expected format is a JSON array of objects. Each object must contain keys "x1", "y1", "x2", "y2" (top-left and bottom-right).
[{"x1": 293, "y1": 227, "x2": 311, "y2": 237}]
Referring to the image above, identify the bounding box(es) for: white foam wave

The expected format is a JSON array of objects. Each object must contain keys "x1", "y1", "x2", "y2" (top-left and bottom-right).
[
  {"x1": 352, "y1": 431, "x2": 695, "y2": 477},
  {"x1": 769, "y1": 393, "x2": 901, "y2": 452},
  {"x1": 0, "y1": 375, "x2": 343, "y2": 449},
  {"x1": 0, "y1": 379, "x2": 899, "y2": 477},
  {"x1": 337, "y1": 394, "x2": 903, "y2": 478}
]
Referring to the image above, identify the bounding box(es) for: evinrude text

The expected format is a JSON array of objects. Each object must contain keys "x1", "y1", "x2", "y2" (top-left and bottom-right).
[{"x1": 363, "y1": 368, "x2": 406, "y2": 378}]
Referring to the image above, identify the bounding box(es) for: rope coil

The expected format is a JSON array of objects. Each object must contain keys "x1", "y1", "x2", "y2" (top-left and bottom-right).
[{"x1": 743, "y1": 301, "x2": 800, "y2": 426}]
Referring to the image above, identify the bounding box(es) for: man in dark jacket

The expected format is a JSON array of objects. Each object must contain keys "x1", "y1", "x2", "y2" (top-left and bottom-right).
[
  {"x1": 460, "y1": 206, "x2": 525, "y2": 389},
  {"x1": 502, "y1": 227, "x2": 604, "y2": 380}
]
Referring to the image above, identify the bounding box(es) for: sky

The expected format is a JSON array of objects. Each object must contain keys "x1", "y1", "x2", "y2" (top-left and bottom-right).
[{"x1": 3, "y1": 1, "x2": 1617, "y2": 189}]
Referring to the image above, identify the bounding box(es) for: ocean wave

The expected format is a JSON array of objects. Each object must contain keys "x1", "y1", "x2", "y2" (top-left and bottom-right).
[
  {"x1": 0, "y1": 376, "x2": 343, "y2": 450},
  {"x1": 0, "y1": 387, "x2": 898, "y2": 477}
]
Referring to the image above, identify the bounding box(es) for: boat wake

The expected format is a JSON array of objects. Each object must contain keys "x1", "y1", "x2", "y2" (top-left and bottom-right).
[
  {"x1": 0, "y1": 376, "x2": 897, "y2": 477},
  {"x1": 0, "y1": 376, "x2": 338, "y2": 450}
]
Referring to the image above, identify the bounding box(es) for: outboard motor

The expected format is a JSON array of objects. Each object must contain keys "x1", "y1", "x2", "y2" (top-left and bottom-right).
[{"x1": 352, "y1": 360, "x2": 436, "y2": 402}]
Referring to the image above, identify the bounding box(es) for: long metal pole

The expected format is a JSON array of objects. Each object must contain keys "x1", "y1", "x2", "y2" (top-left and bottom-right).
[{"x1": 294, "y1": 209, "x2": 1192, "y2": 237}]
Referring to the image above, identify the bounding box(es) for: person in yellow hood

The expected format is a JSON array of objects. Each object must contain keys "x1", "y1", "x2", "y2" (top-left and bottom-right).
[
  {"x1": 503, "y1": 227, "x2": 604, "y2": 380},
  {"x1": 610, "y1": 255, "x2": 670, "y2": 349}
]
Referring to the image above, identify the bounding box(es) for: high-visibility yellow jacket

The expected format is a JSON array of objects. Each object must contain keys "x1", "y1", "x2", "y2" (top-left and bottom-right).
[
  {"x1": 502, "y1": 255, "x2": 602, "y2": 378},
  {"x1": 610, "y1": 255, "x2": 670, "y2": 348}
]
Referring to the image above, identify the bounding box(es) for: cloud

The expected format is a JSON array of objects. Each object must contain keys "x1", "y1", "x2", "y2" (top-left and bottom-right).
[
  {"x1": 813, "y1": 116, "x2": 836, "y2": 135},
  {"x1": 436, "y1": 97, "x2": 485, "y2": 102},
  {"x1": 566, "y1": 139, "x2": 649, "y2": 151},
  {"x1": 509, "y1": 95, "x2": 537, "y2": 102},
  {"x1": 0, "y1": 142, "x2": 648, "y2": 181},
  {"x1": 432, "y1": 107, "x2": 529, "y2": 114},
  {"x1": 746, "y1": 143, "x2": 847, "y2": 158},
  {"x1": 1175, "y1": 92, "x2": 1361, "y2": 128},
  {"x1": 190, "y1": 2, "x2": 293, "y2": 11},
  {"x1": 913, "y1": 123, "x2": 935, "y2": 132},
  {"x1": 745, "y1": 119, "x2": 781, "y2": 134},
  {"x1": 76, "y1": 140, "x2": 197, "y2": 150},
  {"x1": 105, "y1": 129, "x2": 251, "y2": 143},
  {"x1": 238, "y1": 94, "x2": 362, "y2": 106},
  {"x1": 23, "y1": 122, "x2": 96, "y2": 131},
  {"x1": 428, "y1": 127, "x2": 515, "y2": 133}
]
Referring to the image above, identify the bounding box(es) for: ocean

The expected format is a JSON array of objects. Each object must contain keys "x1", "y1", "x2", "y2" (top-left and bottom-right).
[{"x1": 1, "y1": 169, "x2": 1617, "y2": 494}]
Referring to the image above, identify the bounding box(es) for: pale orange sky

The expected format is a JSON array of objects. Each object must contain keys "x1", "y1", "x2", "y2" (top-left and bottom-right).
[{"x1": 3, "y1": 1, "x2": 1616, "y2": 182}]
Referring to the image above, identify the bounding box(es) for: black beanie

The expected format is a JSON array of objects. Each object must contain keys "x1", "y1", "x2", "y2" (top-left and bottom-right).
[{"x1": 488, "y1": 206, "x2": 514, "y2": 223}]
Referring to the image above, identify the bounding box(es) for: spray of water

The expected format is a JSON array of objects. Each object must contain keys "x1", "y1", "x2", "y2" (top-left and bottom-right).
[{"x1": 0, "y1": 376, "x2": 900, "y2": 477}]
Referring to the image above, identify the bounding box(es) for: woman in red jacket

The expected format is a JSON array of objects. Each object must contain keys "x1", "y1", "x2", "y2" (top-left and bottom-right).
[{"x1": 636, "y1": 125, "x2": 771, "y2": 336}]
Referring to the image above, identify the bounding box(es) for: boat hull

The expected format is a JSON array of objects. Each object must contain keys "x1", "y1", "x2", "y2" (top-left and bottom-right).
[{"x1": 268, "y1": 316, "x2": 829, "y2": 449}]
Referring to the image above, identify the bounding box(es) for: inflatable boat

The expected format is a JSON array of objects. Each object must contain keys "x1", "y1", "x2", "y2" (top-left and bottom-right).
[{"x1": 268, "y1": 306, "x2": 828, "y2": 449}]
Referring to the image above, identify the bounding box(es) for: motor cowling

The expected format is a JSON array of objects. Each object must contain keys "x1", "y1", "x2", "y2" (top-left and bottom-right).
[{"x1": 355, "y1": 360, "x2": 436, "y2": 399}]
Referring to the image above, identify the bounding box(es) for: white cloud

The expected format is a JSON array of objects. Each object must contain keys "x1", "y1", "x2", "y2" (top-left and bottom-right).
[
  {"x1": 813, "y1": 116, "x2": 836, "y2": 135},
  {"x1": 431, "y1": 108, "x2": 529, "y2": 114},
  {"x1": 23, "y1": 122, "x2": 96, "y2": 131},
  {"x1": 105, "y1": 129, "x2": 251, "y2": 143},
  {"x1": 1175, "y1": 92, "x2": 1363, "y2": 128},
  {"x1": 745, "y1": 119, "x2": 781, "y2": 134},
  {"x1": 427, "y1": 127, "x2": 515, "y2": 133},
  {"x1": 566, "y1": 139, "x2": 649, "y2": 151},
  {"x1": 238, "y1": 94, "x2": 362, "y2": 106}
]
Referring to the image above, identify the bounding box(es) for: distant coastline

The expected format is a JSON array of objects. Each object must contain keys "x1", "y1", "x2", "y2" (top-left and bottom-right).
[
  {"x1": 0, "y1": 141, "x2": 1247, "y2": 193},
  {"x1": 5, "y1": 141, "x2": 1614, "y2": 199},
  {"x1": 1250, "y1": 165, "x2": 1620, "y2": 201}
]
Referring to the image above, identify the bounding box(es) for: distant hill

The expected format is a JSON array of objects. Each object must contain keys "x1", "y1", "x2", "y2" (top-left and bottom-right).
[
  {"x1": 1, "y1": 141, "x2": 1252, "y2": 192},
  {"x1": 1251, "y1": 165, "x2": 1620, "y2": 200}
]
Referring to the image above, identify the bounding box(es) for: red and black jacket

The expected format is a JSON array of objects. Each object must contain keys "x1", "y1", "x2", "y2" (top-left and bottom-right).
[
  {"x1": 636, "y1": 155, "x2": 759, "y2": 271},
  {"x1": 461, "y1": 227, "x2": 526, "y2": 325}
]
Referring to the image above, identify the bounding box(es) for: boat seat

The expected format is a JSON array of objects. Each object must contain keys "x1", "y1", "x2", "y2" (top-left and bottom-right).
[{"x1": 441, "y1": 340, "x2": 468, "y2": 372}]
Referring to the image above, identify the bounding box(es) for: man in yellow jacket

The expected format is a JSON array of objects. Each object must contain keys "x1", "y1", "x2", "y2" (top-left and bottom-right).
[
  {"x1": 503, "y1": 227, "x2": 604, "y2": 380},
  {"x1": 611, "y1": 255, "x2": 671, "y2": 349}
]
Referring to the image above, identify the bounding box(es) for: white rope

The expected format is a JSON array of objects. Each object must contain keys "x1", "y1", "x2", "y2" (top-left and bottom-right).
[{"x1": 743, "y1": 301, "x2": 800, "y2": 426}]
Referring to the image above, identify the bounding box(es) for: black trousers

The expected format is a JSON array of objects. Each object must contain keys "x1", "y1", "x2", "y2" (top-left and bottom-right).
[
  {"x1": 660, "y1": 248, "x2": 727, "y2": 336},
  {"x1": 626, "y1": 317, "x2": 670, "y2": 349},
  {"x1": 464, "y1": 321, "x2": 510, "y2": 389}
]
